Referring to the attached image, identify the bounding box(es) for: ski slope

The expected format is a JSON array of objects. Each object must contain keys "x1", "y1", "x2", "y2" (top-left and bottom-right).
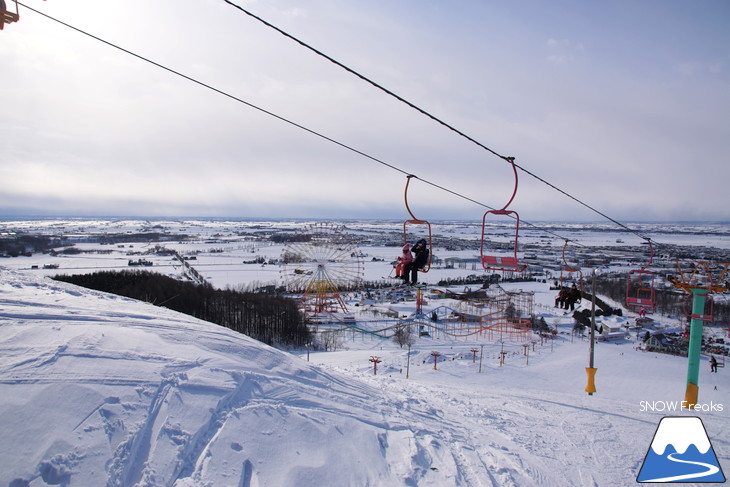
[{"x1": 0, "y1": 269, "x2": 727, "y2": 486}]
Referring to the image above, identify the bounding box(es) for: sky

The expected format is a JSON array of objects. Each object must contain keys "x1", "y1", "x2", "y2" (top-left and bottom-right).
[{"x1": 1, "y1": 0, "x2": 729, "y2": 222}]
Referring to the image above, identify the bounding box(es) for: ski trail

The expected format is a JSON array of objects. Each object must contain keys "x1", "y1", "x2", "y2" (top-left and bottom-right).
[
  {"x1": 73, "y1": 396, "x2": 121, "y2": 431},
  {"x1": 640, "y1": 452, "x2": 720, "y2": 483},
  {"x1": 239, "y1": 459, "x2": 255, "y2": 487},
  {"x1": 107, "y1": 380, "x2": 172, "y2": 487},
  {"x1": 169, "y1": 372, "x2": 263, "y2": 485}
]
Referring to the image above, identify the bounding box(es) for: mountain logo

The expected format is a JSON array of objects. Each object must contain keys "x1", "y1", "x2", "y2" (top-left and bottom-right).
[{"x1": 637, "y1": 416, "x2": 725, "y2": 483}]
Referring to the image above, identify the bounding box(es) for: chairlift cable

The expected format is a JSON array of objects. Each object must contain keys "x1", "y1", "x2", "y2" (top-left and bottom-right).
[
  {"x1": 221, "y1": 0, "x2": 653, "y2": 243},
  {"x1": 18, "y1": 4, "x2": 614, "y2": 249}
]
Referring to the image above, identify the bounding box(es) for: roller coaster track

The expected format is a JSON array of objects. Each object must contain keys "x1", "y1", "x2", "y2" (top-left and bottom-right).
[{"x1": 310, "y1": 304, "x2": 532, "y2": 341}]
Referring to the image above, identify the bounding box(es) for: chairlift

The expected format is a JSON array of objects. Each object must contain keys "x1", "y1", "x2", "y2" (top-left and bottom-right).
[
  {"x1": 1, "y1": 0, "x2": 20, "y2": 30},
  {"x1": 480, "y1": 157, "x2": 526, "y2": 273},
  {"x1": 402, "y1": 175, "x2": 432, "y2": 273},
  {"x1": 559, "y1": 239, "x2": 583, "y2": 290},
  {"x1": 625, "y1": 238, "x2": 656, "y2": 313}
]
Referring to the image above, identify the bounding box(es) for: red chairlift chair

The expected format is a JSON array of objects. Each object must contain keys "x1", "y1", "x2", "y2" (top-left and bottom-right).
[
  {"x1": 403, "y1": 175, "x2": 432, "y2": 273},
  {"x1": 0, "y1": 0, "x2": 20, "y2": 30},
  {"x1": 625, "y1": 239, "x2": 656, "y2": 314},
  {"x1": 480, "y1": 157, "x2": 526, "y2": 273}
]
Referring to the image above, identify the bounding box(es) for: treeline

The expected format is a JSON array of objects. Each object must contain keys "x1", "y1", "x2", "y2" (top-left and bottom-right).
[
  {"x1": 0, "y1": 234, "x2": 69, "y2": 257},
  {"x1": 54, "y1": 270, "x2": 310, "y2": 347}
]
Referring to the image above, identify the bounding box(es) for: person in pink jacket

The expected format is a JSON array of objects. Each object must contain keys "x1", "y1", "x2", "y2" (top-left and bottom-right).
[{"x1": 395, "y1": 244, "x2": 413, "y2": 278}]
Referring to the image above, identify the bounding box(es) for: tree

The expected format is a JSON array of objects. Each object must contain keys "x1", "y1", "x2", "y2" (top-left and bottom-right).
[
  {"x1": 318, "y1": 331, "x2": 342, "y2": 351},
  {"x1": 572, "y1": 321, "x2": 586, "y2": 336},
  {"x1": 393, "y1": 325, "x2": 415, "y2": 348}
]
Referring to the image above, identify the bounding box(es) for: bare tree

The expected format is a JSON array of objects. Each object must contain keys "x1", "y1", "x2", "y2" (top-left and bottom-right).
[{"x1": 393, "y1": 325, "x2": 415, "y2": 348}]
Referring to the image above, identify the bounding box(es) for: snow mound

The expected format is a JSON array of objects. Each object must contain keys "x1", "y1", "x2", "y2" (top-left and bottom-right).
[{"x1": 0, "y1": 271, "x2": 456, "y2": 486}]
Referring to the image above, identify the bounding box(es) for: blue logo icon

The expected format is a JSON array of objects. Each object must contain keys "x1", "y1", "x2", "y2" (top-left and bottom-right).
[{"x1": 637, "y1": 416, "x2": 725, "y2": 483}]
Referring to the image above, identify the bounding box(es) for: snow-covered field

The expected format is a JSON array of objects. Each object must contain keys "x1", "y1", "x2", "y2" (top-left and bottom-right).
[{"x1": 0, "y1": 219, "x2": 729, "y2": 486}]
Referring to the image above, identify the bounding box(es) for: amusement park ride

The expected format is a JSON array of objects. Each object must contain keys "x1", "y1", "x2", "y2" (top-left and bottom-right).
[{"x1": 280, "y1": 223, "x2": 363, "y2": 321}]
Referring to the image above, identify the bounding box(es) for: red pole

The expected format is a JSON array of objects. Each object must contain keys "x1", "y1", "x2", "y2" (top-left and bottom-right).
[
  {"x1": 369, "y1": 356, "x2": 381, "y2": 375},
  {"x1": 431, "y1": 351, "x2": 441, "y2": 370}
]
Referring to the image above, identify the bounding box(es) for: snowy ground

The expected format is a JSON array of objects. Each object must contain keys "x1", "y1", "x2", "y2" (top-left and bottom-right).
[
  {"x1": 1, "y1": 218, "x2": 729, "y2": 486},
  {"x1": 1, "y1": 268, "x2": 728, "y2": 486}
]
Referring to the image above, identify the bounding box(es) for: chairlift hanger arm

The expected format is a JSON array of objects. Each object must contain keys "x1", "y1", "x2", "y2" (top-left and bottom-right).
[
  {"x1": 402, "y1": 175, "x2": 433, "y2": 273},
  {"x1": 499, "y1": 156, "x2": 519, "y2": 212},
  {"x1": 404, "y1": 175, "x2": 427, "y2": 224},
  {"x1": 561, "y1": 239, "x2": 580, "y2": 273}
]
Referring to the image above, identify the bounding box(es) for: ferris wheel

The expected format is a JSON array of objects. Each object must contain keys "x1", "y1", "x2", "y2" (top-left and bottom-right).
[{"x1": 280, "y1": 223, "x2": 364, "y2": 314}]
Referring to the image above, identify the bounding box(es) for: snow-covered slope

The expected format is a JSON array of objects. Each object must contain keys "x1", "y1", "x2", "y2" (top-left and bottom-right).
[
  {"x1": 0, "y1": 271, "x2": 461, "y2": 486},
  {"x1": 0, "y1": 269, "x2": 727, "y2": 486}
]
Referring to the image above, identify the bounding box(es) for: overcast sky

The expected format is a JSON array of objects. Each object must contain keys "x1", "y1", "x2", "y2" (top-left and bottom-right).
[{"x1": 1, "y1": 0, "x2": 729, "y2": 222}]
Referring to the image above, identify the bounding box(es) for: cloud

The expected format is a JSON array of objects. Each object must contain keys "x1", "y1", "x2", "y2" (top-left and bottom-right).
[
  {"x1": 1, "y1": 0, "x2": 729, "y2": 223},
  {"x1": 546, "y1": 38, "x2": 584, "y2": 64},
  {"x1": 674, "y1": 57, "x2": 728, "y2": 76}
]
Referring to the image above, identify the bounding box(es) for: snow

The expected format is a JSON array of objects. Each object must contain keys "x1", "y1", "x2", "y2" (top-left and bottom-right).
[
  {"x1": 1, "y1": 268, "x2": 728, "y2": 486},
  {"x1": 1, "y1": 218, "x2": 729, "y2": 486}
]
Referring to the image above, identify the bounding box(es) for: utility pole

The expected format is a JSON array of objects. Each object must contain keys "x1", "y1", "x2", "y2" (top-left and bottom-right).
[
  {"x1": 406, "y1": 343, "x2": 411, "y2": 379},
  {"x1": 478, "y1": 344, "x2": 484, "y2": 373},
  {"x1": 586, "y1": 268, "x2": 598, "y2": 395}
]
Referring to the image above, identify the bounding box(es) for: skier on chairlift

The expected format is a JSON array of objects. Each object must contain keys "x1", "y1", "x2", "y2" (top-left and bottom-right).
[{"x1": 403, "y1": 239, "x2": 429, "y2": 285}]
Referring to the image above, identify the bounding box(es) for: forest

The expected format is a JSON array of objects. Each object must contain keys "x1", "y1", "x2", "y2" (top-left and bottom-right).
[{"x1": 54, "y1": 270, "x2": 311, "y2": 347}]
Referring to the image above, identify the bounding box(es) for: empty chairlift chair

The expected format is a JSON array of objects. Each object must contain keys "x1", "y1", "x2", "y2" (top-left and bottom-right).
[
  {"x1": 480, "y1": 157, "x2": 526, "y2": 273},
  {"x1": 625, "y1": 238, "x2": 656, "y2": 314}
]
